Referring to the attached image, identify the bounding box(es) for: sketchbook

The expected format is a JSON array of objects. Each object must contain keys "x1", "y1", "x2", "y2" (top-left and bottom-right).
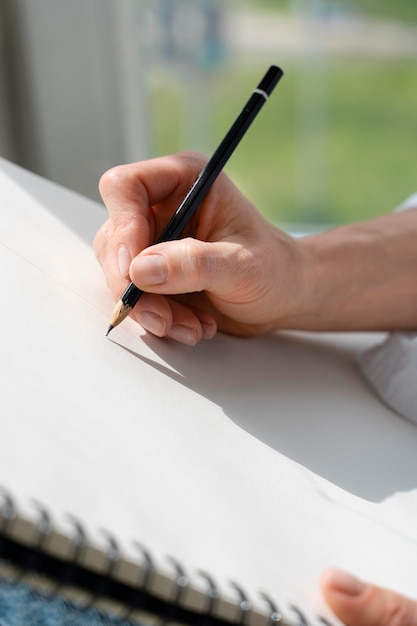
[{"x1": 1, "y1": 156, "x2": 417, "y2": 626}]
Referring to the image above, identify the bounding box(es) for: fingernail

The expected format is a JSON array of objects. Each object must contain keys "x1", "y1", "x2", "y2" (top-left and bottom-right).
[
  {"x1": 168, "y1": 325, "x2": 198, "y2": 346},
  {"x1": 118, "y1": 246, "x2": 131, "y2": 278},
  {"x1": 326, "y1": 569, "x2": 366, "y2": 596},
  {"x1": 131, "y1": 254, "x2": 168, "y2": 285},
  {"x1": 201, "y1": 322, "x2": 216, "y2": 340},
  {"x1": 136, "y1": 311, "x2": 166, "y2": 337}
]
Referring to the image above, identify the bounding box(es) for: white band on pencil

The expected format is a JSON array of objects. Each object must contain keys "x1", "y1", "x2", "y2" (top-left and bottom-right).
[{"x1": 253, "y1": 88, "x2": 269, "y2": 100}]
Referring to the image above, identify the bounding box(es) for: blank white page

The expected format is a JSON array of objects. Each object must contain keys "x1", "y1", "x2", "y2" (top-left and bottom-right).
[{"x1": 1, "y1": 157, "x2": 417, "y2": 626}]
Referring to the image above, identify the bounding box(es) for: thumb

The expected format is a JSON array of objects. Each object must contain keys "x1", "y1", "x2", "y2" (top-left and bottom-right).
[
  {"x1": 321, "y1": 568, "x2": 417, "y2": 626},
  {"x1": 129, "y1": 237, "x2": 242, "y2": 296}
]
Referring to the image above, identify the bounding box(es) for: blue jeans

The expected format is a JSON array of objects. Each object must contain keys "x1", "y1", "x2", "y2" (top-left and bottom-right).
[{"x1": 0, "y1": 578, "x2": 140, "y2": 626}]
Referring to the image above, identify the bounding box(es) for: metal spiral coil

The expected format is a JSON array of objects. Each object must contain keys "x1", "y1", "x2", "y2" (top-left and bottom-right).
[{"x1": 0, "y1": 488, "x2": 329, "y2": 626}]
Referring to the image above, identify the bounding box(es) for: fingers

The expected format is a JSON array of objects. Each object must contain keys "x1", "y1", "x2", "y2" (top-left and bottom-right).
[
  {"x1": 129, "y1": 237, "x2": 242, "y2": 296},
  {"x1": 126, "y1": 237, "x2": 223, "y2": 344},
  {"x1": 97, "y1": 153, "x2": 206, "y2": 254},
  {"x1": 321, "y1": 568, "x2": 417, "y2": 626},
  {"x1": 94, "y1": 153, "x2": 208, "y2": 303},
  {"x1": 135, "y1": 295, "x2": 217, "y2": 345},
  {"x1": 94, "y1": 153, "x2": 292, "y2": 343}
]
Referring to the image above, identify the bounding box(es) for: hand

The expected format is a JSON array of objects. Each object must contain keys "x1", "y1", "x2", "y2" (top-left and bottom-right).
[
  {"x1": 95, "y1": 152, "x2": 417, "y2": 344},
  {"x1": 321, "y1": 568, "x2": 417, "y2": 626},
  {"x1": 94, "y1": 152, "x2": 309, "y2": 344}
]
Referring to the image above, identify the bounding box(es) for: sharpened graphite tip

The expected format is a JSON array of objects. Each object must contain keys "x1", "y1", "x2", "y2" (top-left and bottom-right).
[{"x1": 106, "y1": 324, "x2": 114, "y2": 337}]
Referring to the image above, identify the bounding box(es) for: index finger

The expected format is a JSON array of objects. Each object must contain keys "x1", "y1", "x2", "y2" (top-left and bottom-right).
[{"x1": 98, "y1": 152, "x2": 207, "y2": 256}]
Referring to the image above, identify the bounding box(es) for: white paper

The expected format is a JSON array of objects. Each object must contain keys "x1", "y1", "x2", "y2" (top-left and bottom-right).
[{"x1": 1, "y1": 158, "x2": 417, "y2": 626}]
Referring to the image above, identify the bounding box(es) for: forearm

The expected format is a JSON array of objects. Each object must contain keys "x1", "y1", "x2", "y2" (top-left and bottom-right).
[
  {"x1": 285, "y1": 208, "x2": 417, "y2": 331},
  {"x1": 95, "y1": 152, "x2": 417, "y2": 341}
]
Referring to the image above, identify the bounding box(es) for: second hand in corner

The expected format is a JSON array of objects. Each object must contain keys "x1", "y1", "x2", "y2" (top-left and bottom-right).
[{"x1": 106, "y1": 64, "x2": 283, "y2": 337}]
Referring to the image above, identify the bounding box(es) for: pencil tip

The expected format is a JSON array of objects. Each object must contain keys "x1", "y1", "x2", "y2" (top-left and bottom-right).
[{"x1": 106, "y1": 325, "x2": 113, "y2": 337}]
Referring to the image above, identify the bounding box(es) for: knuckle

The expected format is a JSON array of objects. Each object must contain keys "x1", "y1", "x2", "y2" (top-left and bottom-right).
[
  {"x1": 179, "y1": 151, "x2": 207, "y2": 170},
  {"x1": 384, "y1": 594, "x2": 415, "y2": 626},
  {"x1": 93, "y1": 221, "x2": 112, "y2": 261},
  {"x1": 232, "y1": 245, "x2": 258, "y2": 288},
  {"x1": 98, "y1": 165, "x2": 127, "y2": 198},
  {"x1": 179, "y1": 239, "x2": 209, "y2": 292}
]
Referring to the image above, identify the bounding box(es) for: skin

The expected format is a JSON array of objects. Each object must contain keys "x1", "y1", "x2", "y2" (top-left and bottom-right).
[
  {"x1": 321, "y1": 569, "x2": 417, "y2": 626},
  {"x1": 94, "y1": 152, "x2": 417, "y2": 624},
  {"x1": 95, "y1": 152, "x2": 417, "y2": 344}
]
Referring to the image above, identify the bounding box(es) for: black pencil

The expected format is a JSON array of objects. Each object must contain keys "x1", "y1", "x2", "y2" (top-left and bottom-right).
[{"x1": 106, "y1": 64, "x2": 283, "y2": 336}]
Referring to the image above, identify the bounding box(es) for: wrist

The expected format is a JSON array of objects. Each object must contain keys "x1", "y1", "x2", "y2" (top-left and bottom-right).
[
  {"x1": 286, "y1": 223, "x2": 389, "y2": 330},
  {"x1": 259, "y1": 228, "x2": 322, "y2": 332},
  {"x1": 271, "y1": 232, "x2": 326, "y2": 331},
  {"x1": 281, "y1": 211, "x2": 417, "y2": 331}
]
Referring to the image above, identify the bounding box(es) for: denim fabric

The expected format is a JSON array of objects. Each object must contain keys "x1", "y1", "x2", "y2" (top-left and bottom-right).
[{"x1": 0, "y1": 578, "x2": 140, "y2": 626}]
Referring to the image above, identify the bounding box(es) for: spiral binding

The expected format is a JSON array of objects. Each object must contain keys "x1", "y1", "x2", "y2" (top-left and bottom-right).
[
  {"x1": 197, "y1": 571, "x2": 220, "y2": 621},
  {"x1": 0, "y1": 490, "x2": 334, "y2": 626}
]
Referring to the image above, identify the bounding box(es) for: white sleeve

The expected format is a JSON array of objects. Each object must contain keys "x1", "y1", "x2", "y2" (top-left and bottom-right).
[
  {"x1": 358, "y1": 193, "x2": 417, "y2": 425},
  {"x1": 394, "y1": 192, "x2": 417, "y2": 213}
]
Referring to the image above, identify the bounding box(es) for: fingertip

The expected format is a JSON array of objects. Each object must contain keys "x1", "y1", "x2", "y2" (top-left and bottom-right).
[
  {"x1": 320, "y1": 567, "x2": 368, "y2": 626},
  {"x1": 135, "y1": 311, "x2": 167, "y2": 337},
  {"x1": 321, "y1": 568, "x2": 417, "y2": 626},
  {"x1": 321, "y1": 568, "x2": 366, "y2": 598},
  {"x1": 321, "y1": 568, "x2": 369, "y2": 626},
  {"x1": 118, "y1": 245, "x2": 132, "y2": 279},
  {"x1": 98, "y1": 164, "x2": 125, "y2": 200},
  {"x1": 168, "y1": 324, "x2": 200, "y2": 346},
  {"x1": 201, "y1": 320, "x2": 217, "y2": 340},
  {"x1": 133, "y1": 293, "x2": 173, "y2": 337},
  {"x1": 130, "y1": 253, "x2": 168, "y2": 287}
]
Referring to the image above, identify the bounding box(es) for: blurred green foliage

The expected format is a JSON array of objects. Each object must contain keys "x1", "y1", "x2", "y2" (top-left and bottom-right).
[
  {"x1": 151, "y1": 57, "x2": 417, "y2": 226},
  {"x1": 352, "y1": 0, "x2": 417, "y2": 22},
  {"x1": 150, "y1": 0, "x2": 417, "y2": 227},
  {"x1": 249, "y1": 0, "x2": 417, "y2": 24}
]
